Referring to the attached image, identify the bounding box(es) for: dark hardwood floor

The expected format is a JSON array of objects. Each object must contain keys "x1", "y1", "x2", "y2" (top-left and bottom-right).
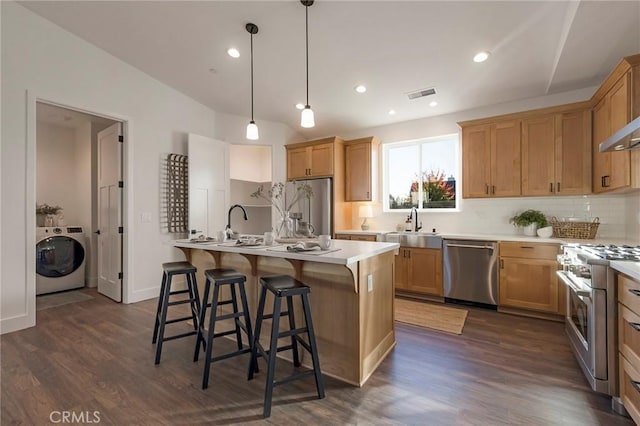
[{"x1": 1, "y1": 288, "x2": 633, "y2": 425}]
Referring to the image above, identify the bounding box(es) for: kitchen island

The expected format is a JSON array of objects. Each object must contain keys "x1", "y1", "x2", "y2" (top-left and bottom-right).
[{"x1": 173, "y1": 239, "x2": 400, "y2": 387}]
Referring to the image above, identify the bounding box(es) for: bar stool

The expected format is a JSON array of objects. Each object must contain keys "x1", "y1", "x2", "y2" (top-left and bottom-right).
[
  {"x1": 194, "y1": 268, "x2": 255, "y2": 390},
  {"x1": 248, "y1": 275, "x2": 325, "y2": 418},
  {"x1": 152, "y1": 261, "x2": 201, "y2": 365}
]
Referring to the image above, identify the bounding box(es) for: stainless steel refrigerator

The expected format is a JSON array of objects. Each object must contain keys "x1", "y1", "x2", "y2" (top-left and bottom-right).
[{"x1": 286, "y1": 178, "x2": 332, "y2": 236}]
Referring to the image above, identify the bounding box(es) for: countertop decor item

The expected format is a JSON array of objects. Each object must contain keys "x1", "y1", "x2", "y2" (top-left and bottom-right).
[
  {"x1": 536, "y1": 226, "x2": 553, "y2": 238},
  {"x1": 359, "y1": 205, "x2": 373, "y2": 231},
  {"x1": 36, "y1": 203, "x2": 63, "y2": 227},
  {"x1": 550, "y1": 216, "x2": 600, "y2": 239},
  {"x1": 509, "y1": 209, "x2": 548, "y2": 236},
  {"x1": 250, "y1": 182, "x2": 313, "y2": 238}
]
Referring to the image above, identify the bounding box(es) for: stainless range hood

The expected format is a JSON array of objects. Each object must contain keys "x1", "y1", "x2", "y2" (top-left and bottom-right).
[{"x1": 599, "y1": 116, "x2": 640, "y2": 152}]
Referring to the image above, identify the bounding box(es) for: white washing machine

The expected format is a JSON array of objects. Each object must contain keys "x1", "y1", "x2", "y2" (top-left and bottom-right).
[{"x1": 36, "y1": 226, "x2": 87, "y2": 295}]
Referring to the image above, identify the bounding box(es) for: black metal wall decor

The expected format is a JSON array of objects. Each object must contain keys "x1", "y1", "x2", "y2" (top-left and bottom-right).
[{"x1": 166, "y1": 153, "x2": 188, "y2": 233}]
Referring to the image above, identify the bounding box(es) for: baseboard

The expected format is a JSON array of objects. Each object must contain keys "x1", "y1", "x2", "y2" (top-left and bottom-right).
[{"x1": 0, "y1": 313, "x2": 35, "y2": 335}]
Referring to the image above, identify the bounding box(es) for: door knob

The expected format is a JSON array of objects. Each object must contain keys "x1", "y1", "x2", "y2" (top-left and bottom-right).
[{"x1": 94, "y1": 230, "x2": 101, "y2": 235}]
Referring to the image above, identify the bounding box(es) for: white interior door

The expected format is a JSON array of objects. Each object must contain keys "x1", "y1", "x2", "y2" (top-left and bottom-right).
[
  {"x1": 97, "y1": 122, "x2": 122, "y2": 302},
  {"x1": 188, "y1": 134, "x2": 230, "y2": 237}
]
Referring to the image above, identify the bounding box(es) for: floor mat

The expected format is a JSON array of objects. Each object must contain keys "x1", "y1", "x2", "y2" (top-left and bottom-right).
[{"x1": 395, "y1": 298, "x2": 468, "y2": 335}]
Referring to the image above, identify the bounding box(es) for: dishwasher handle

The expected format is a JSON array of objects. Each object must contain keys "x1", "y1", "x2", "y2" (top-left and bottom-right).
[{"x1": 446, "y1": 243, "x2": 495, "y2": 250}]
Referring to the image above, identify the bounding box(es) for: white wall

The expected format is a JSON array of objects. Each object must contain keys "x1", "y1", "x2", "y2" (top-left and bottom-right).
[
  {"x1": 341, "y1": 87, "x2": 639, "y2": 240},
  {"x1": 1, "y1": 2, "x2": 300, "y2": 334},
  {"x1": 230, "y1": 145, "x2": 272, "y2": 182}
]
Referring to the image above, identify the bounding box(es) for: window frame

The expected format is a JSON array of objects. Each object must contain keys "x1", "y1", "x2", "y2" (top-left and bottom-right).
[{"x1": 382, "y1": 133, "x2": 460, "y2": 213}]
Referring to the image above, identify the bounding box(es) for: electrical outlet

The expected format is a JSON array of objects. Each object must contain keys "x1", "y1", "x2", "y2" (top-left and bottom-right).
[{"x1": 367, "y1": 274, "x2": 373, "y2": 292}]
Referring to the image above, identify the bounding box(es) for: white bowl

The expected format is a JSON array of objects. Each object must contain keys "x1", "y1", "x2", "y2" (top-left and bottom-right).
[{"x1": 537, "y1": 226, "x2": 553, "y2": 238}]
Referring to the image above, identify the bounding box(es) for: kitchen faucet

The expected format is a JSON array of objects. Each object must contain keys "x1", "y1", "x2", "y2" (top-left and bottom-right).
[
  {"x1": 410, "y1": 207, "x2": 422, "y2": 232},
  {"x1": 226, "y1": 204, "x2": 248, "y2": 239}
]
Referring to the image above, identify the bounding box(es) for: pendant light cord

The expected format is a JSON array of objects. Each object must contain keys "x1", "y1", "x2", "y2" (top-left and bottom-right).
[
  {"x1": 305, "y1": 4, "x2": 309, "y2": 106},
  {"x1": 250, "y1": 31, "x2": 254, "y2": 121}
]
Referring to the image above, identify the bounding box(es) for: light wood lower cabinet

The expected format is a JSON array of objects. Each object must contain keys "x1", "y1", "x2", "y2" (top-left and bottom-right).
[
  {"x1": 395, "y1": 247, "x2": 442, "y2": 296},
  {"x1": 498, "y1": 242, "x2": 561, "y2": 314},
  {"x1": 618, "y1": 273, "x2": 640, "y2": 423},
  {"x1": 335, "y1": 234, "x2": 377, "y2": 242}
]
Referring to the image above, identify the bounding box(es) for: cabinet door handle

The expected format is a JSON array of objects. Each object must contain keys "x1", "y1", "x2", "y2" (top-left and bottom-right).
[
  {"x1": 549, "y1": 182, "x2": 553, "y2": 193},
  {"x1": 500, "y1": 259, "x2": 504, "y2": 269},
  {"x1": 366, "y1": 191, "x2": 370, "y2": 199},
  {"x1": 630, "y1": 322, "x2": 640, "y2": 332},
  {"x1": 629, "y1": 289, "x2": 640, "y2": 297},
  {"x1": 485, "y1": 184, "x2": 489, "y2": 195},
  {"x1": 520, "y1": 246, "x2": 535, "y2": 249},
  {"x1": 557, "y1": 182, "x2": 560, "y2": 192},
  {"x1": 603, "y1": 175, "x2": 610, "y2": 187},
  {"x1": 491, "y1": 185, "x2": 495, "y2": 194},
  {"x1": 631, "y1": 380, "x2": 640, "y2": 395}
]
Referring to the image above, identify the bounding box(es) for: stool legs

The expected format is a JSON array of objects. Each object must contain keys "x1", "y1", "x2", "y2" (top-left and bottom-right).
[
  {"x1": 249, "y1": 277, "x2": 325, "y2": 418},
  {"x1": 153, "y1": 270, "x2": 200, "y2": 365},
  {"x1": 196, "y1": 271, "x2": 254, "y2": 390}
]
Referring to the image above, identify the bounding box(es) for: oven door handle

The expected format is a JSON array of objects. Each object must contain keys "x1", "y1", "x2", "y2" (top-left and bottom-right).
[{"x1": 556, "y1": 271, "x2": 591, "y2": 298}]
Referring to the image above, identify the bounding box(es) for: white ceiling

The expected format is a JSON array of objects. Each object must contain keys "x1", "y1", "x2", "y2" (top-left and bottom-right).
[{"x1": 19, "y1": 1, "x2": 640, "y2": 139}]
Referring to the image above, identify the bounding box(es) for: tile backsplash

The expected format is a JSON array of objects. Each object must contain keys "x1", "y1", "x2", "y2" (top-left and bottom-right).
[{"x1": 352, "y1": 193, "x2": 640, "y2": 240}]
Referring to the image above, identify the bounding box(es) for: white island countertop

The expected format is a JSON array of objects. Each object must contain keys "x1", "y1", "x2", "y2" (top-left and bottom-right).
[{"x1": 173, "y1": 239, "x2": 400, "y2": 266}]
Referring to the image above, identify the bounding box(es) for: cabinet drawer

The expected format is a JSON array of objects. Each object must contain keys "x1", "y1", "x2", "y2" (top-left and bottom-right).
[
  {"x1": 335, "y1": 234, "x2": 351, "y2": 240},
  {"x1": 619, "y1": 275, "x2": 640, "y2": 314},
  {"x1": 620, "y1": 355, "x2": 640, "y2": 425},
  {"x1": 620, "y1": 304, "x2": 640, "y2": 372},
  {"x1": 499, "y1": 241, "x2": 559, "y2": 260},
  {"x1": 350, "y1": 235, "x2": 377, "y2": 242}
]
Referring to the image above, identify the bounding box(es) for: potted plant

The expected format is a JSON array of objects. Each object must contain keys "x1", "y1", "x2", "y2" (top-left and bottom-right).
[
  {"x1": 509, "y1": 209, "x2": 548, "y2": 236},
  {"x1": 36, "y1": 203, "x2": 63, "y2": 227}
]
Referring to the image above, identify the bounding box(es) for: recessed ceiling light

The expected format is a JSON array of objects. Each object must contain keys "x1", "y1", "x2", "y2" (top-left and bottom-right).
[
  {"x1": 295, "y1": 103, "x2": 305, "y2": 110},
  {"x1": 429, "y1": 101, "x2": 438, "y2": 107},
  {"x1": 355, "y1": 85, "x2": 367, "y2": 93},
  {"x1": 388, "y1": 110, "x2": 396, "y2": 116},
  {"x1": 473, "y1": 51, "x2": 490, "y2": 63},
  {"x1": 227, "y1": 48, "x2": 240, "y2": 58}
]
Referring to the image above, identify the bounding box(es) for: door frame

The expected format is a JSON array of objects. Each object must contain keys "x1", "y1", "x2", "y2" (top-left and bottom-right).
[{"x1": 27, "y1": 91, "x2": 132, "y2": 318}]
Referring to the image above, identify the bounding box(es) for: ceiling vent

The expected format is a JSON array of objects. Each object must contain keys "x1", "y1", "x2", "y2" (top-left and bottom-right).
[{"x1": 406, "y1": 87, "x2": 437, "y2": 100}]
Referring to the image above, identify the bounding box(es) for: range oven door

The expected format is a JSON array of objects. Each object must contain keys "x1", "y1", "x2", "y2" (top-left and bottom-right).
[{"x1": 557, "y1": 271, "x2": 608, "y2": 391}]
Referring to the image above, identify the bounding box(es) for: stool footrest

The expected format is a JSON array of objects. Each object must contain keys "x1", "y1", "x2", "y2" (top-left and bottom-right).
[
  {"x1": 209, "y1": 347, "x2": 252, "y2": 363},
  {"x1": 261, "y1": 310, "x2": 290, "y2": 321},
  {"x1": 163, "y1": 330, "x2": 197, "y2": 342},
  {"x1": 278, "y1": 326, "x2": 307, "y2": 339},
  {"x1": 169, "y1": 289, "x2": 190, "y2": 296},
  {"x1": 204, "y1": 299, "x2": 233, "y2": 309},
  {"x1": 167, "y1": 299, "x2": 191, "y2": 307},
  {"x1": 165, "y1": 315, "x2": 194, "y2": 324},
  {"x1": 215, "y1": 311, "x2": 244, "y2": 322},
  {"x1": 274, "y1": 370, "x2": 315, "y2": 387}
]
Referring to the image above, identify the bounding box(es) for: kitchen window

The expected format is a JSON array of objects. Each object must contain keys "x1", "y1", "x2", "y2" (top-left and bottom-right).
[{"x1": 382, "y1": 134, "x2": 459, "y2": 211}]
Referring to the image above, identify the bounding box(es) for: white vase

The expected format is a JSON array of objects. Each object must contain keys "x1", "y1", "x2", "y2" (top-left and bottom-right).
[{"x1": 523, "y1": 223, "x2": 538, "y2": 236}]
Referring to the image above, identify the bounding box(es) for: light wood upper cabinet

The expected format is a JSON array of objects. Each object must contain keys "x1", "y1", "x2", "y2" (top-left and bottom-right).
[
  {"x1": 521, "y1": 109, "x2": 591, "y2": 196},
  {"x1": 462, "y1": 120, "x2": 521, "y2": 198},
  {"x1": 593, "y1": 73, "x2": 631, "y2": 193},
  {"x1": 286, "y1": 140, "x2": 334, "y2": 180},
  {"x1": 345, "y1": 137, "x2": 379, "y2": 202}
]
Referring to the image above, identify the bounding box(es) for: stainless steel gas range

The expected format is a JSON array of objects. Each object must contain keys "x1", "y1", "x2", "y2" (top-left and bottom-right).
[{"x1": 557, "y1": 243, "x2": 640, "y2": 413}]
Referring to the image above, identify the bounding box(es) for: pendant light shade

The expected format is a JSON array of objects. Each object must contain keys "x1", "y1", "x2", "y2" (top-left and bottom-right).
[
  {"x1": 300, "y1": 0, "x2": 315, "y2": 128},
  {"x1": 246, "y1": 23, "x2": 259, "y2": 140},
  {"x1": 301, "y1": 105, "x2": 314, "y2": 128},
  {"x1": 246, "y1": 120, "x2": 259, "y2": 140}
]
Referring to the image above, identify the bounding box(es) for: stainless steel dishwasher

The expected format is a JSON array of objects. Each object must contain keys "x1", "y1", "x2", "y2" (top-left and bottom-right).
[{"x1": 443, "y1": 239, "x2": 498, "y2": 307}]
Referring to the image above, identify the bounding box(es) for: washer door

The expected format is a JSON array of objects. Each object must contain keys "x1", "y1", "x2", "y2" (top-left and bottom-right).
[{"x1": 36, "y1": 236, "x2": 85, "y2": 278}]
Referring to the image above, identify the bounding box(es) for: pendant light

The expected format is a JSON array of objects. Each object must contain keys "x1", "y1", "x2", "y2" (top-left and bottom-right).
[
  {"x1": 300, "y1": 0, "x2": 315, "y2": 128},
  {"x1": 246, "y1": 23, "x2": 259, "y2": 140}
]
